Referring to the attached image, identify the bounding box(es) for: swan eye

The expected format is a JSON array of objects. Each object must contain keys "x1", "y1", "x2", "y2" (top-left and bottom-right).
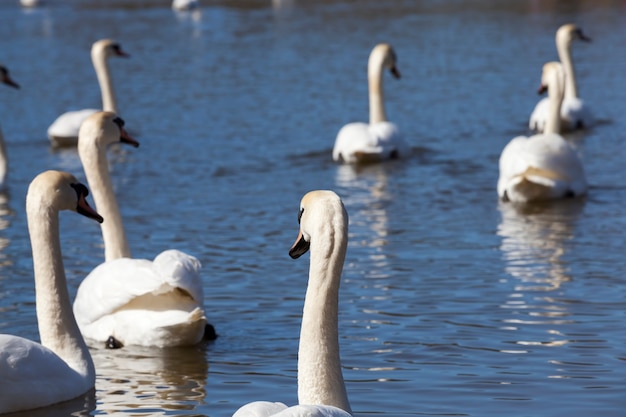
[
  {"x1": 297, "y1": 208, "x2": 304, "y2": 224},
  {"x1": 113, "y1": 117, "x2": 125, "y2": 128},
  {"x1": 70, "y1": 183, "x2": 89, "y2": 198}
]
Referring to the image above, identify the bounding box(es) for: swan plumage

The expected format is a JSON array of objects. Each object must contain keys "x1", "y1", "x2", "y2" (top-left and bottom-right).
[
  {"x1": 333, "y1": 43, "x2": 408, "y2": 164},
  {"x1": 233, "y1": 190, "x2": 352, "y2": 417},
  {"x1": 47, "y1": 39, "x2": 128, "y2": 147},
  {"x1": 0, "y1": 170, "x2": 102, "y2": 413},
  {"x1": 499, "y1": 62, "x2": 587, "y2": 203},
  {"x1": 0, "y1": 65, "x2": 19, "y2": 188},
  {"x1": 172, "y1": 0, "x2": 199, "y2": 11},
  {"x1": 73, "y1": 111, "x2": 207, "y2": 348},
  {"x1": 529, "y1": 24, "x2": 593, "y2": 132}
]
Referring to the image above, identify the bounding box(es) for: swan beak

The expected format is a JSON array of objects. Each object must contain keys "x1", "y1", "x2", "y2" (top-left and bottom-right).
[
  {"x1": 390, "y1": 66, "x2": 401, "y2": 79},
  {"x1": 76, "y1": 193, "x2": 104, "y2": 224},
  {"x1": 2, "y1": 75, "x2": 19, "y2": 89},
  {"x1": 289, "y1": 229, "x2": 310, "y2": 259},
  {"x1": 537, "y1": 84, "x2": 548, "y2": 95},
  {"x1": 120, "y1": 127, "x2": 139, "y2": 148}
]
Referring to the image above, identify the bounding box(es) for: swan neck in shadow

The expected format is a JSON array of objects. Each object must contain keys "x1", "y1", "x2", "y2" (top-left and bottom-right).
[
  {"x1": 368, "y1": 51, "x2": 387, "y2": 125},
  {"x1": 79, "y1": 141, "x2": 131, "y2": 261},
  {"x1": 298, "y1": 209, "x2": 351, "y2": 413},
  {"x1": 26, "y1": 196, "x2": 94, "y2": 378},
  {"x1": 92, "y1": 48, "x2": 118, "y2": 114},
  {"x1": 556, "y1": 32, "x2": 578, "y2": 100}
]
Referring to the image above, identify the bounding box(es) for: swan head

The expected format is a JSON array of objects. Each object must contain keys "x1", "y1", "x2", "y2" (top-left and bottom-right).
[
  {"x1": 556, "y1": 23, "x2": 591, "y2": 45},
  {"x1": 79, "y1": 111, "x2": 139, "y2": 151},
  {"x1": 537, "y1": 61, "x2": 565, "y2": 97},
  {"x1": 91, "y1": 39, "x2": 130, "y2": 60},
  {"x1": 0, "y1": 65, "x2": 19, "y2": 89},
  {"x1": 289, "y1": 190, "x2": 348, "y2": 259},
  {"x1": 370, "y1": 43, "x2": 400, "y2": 79},
  {"x1": 27, "y1": 170, "x2": 103, "y2": 223}
]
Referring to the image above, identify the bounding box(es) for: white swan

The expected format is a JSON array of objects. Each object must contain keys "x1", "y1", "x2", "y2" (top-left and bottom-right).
[
  {"x1": 333, "y1": 43, "x2": 408, "y2": 164},
  {"x1": 0, "y1": 65, "x2": 20, "y2": 188},
  {"x1": 73, "y1": 111, "x2": 208, "y2": 349},
  {"x1": 172, "y1": 0, "x2": 199, "y2": 11},
  {"x1": 233, "y1": 190, "x2": 352, "y2": 417},
  {"x1": 47, "y1": 39, "x2": 129, "y2": 148},
  {"x1": 0, "y1": 170, "x2": 103, "y2": 413},
  {"x1": 499, "y1": 62, "x2": 587, "y2": 203},
  {"x1": 529, "y1": 24, "x2": 593, "y2": 132}
]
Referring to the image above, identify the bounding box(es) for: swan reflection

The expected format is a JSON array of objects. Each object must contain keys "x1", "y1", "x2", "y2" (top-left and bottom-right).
[
  {"x1": 91, "y1": 344, "x2": 209, "y2": 414},
  {"x1": 497, "y1": 199, "x2": 585, "y2": 346}
]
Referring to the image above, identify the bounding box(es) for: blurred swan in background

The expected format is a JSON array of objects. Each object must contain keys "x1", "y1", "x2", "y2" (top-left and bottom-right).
[{"x1": 0, "y1": 65, "x2": 19, "y2": 187}]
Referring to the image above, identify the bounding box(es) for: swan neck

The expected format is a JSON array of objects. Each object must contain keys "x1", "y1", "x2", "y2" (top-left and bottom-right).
[
  {"x1": 0, "y1": 128, "x2": 7, "y2": 186},
  {"x1": 297, "y1": 215, "x2": 351, "y2": 413},
  {"x1": 80, "y1": 143, "x2": 131, "y2": 261},
  {"x1": 27, "y1": 203, "x2": 94, "y2": 378},
  {"x1": 545, "y1": 75, "x2": 564, "y2": 135},
  {"x1": 556, "y1": 35, "x2": 578, "y2": 99},
  {"x1": 368, "y1": 57, "x2": 387, "y2": 124},
  {"x1": 92, "y1": 50, "x2": 118, "y2": 113}
]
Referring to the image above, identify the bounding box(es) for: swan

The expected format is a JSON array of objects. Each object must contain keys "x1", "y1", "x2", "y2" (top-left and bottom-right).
[
  {"x1": 333, "y1": 43, "x2": 408, "y2": 164},
  {"x1": 233, "y1": 190, "x2": 352, "y2": 417},
  {"x1": 529, "y1": 24, "x2": 593, "y2": 132},
  {"x1": 0, "y1": 65, "x2": 20, "y2": 188},
  {"x1": 47, "y1": 39, "x2": 129, "y2": 148},
  {"x1": 499, "y1": 62, "x2": 587, "y2": 203},
  {"x1": 172, "y1": 0, "x2": 199, "y2": 11},
  {"x1": 0, "y1": 170, "x2": 103, "y2": 413},
  {"x1": 73, "y1": 111, "x2": 209, "y2": 349}
]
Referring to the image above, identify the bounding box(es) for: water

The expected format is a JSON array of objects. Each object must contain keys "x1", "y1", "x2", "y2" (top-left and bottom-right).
[{"x1": 0, "y1": 0, "x2": 625, "y2": 416}]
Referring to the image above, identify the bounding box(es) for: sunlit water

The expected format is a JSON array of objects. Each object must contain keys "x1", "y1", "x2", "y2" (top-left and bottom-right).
[{"x1": 0, "y1": 1, "x2": 625, "y2": 416}]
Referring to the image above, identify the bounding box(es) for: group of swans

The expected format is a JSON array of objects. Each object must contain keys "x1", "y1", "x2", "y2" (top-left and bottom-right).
[
  {"x1": 47, "y1": 39, "x2": 129, "y2": 147},
  {"x1": 498, "y1": 24, "x2": 591, "y2": 204},
  {"x1": 0, "y1": 65, "x2": 19, "y2": 187},
  {"x1": 73, "y1": 111, "x2": 209, "y2": 348}
]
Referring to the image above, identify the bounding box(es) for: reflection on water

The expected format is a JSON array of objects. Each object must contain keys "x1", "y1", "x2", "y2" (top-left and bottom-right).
[
  {"x1": 497, "y1": 199, "x2": 586, "y2": 348},
  {"x1": 92, "y1": 344, "x2": 209, "y2": 415}
]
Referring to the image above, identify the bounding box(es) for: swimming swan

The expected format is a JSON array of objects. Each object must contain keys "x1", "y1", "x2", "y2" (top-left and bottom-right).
[
  {"x1": 233, "y1": 190, "x2": 352, "y2": 417},
  {"x1": 47, "y1": 39, "x2": 129, "y2": 147},
  {"x1": 0, "y1": 170, "x2": 103, "y2": 413},
  {"x1": 172, "y1": 0, "x2": 199, "y2": 11},
  {"x1": 73, "y1": 111, "x2": 208, "y2": 348},
  {"x1": 499, "y1": 62, "x2": 587, "y2": 203},
  {"x1": 529, "y1": 24, "x2": 593, "y2": 132},
  {"x1": 333, "y1": 43, "x2": 408, "y2": 164},
  {"x1": 0, "y1": 65, "x2": 20, "y2": 187}
]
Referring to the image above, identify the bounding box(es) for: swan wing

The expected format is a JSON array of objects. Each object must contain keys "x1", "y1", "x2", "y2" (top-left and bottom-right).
[
  {"x1": 529, "y1": 97, "x2": 549, "y2": 132},
  {"x1": 152, "y1": 249, "x2": 204, "y2": 302},
  {"x1": 233, "y1": 401, "x2": 288, "y2": 417},
  {"x1": 0, "y1": 335, "x2": 91, "y2": 413},
  {"x1": 47, "y1": 108, "x2": 99, "y2": 141},
  {"x1": 333, "y1": 121, "x2": 405, "y2": 163},
  {"x1": 561, "y1": 97, "x2": 593, "y2": 130}
]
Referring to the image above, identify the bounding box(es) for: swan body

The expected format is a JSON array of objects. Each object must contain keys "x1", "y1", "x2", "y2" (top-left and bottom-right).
[
  {"x1": 73, "y1": 111, "x2": 207, "y2": 348},
  {"x1": 172, "y1": 0, "x2": 199, "y2": 11},
  {"x1": 499, "y1": 62, "x2": 587, "y2": 203},
  {"x1": 529, "y1": 24, "x2": 593, "y2": 132},
  {"x1": 0, "y1": 170, "x2": 102, "y2": 413},
  {"x1": 333, "y1": 43, "x2": 408, "y2": 164},
  {"x1": 0, "y1": 65, "x2": 20, "y2": 188},
  {"x1": 47, "y1": 39, "x2": 128, "y2": 147},
  {"x1": 233, "y1": 191, "x2": 352, "y2": 417}
]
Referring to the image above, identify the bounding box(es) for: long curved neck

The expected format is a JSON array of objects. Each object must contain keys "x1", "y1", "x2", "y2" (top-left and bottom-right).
[
  {"x1": 556, "y1": 35, "x2": 578, "y2": 100},
  {"x1": 298, "y1": 214, "x2": 351, "y2": 414},
  {"x1": 27, "y1": 204, "x2": 94, "y2": 378},
  {"x1": 92, "y1": 52, "x2": 117, "y2": 113},
  {"x1": 545, "y1": 72, "x2": 565, "y2": 135},
  {"x1": 368, "y1": 53, "x2": 387, "y2": 124},
  {"x1": 0, "y1": 128, "x2": 7, "y2": 186},
  {"x1": 82, "y1": 144, "x2": 131, "y2": 261}
]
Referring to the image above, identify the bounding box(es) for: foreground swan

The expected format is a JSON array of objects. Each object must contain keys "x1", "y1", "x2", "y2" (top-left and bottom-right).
[
  {"x1": 529, "y1": 24, "x2": 593, "y2": 132},
  {"x1": 47, "y1": 39, "x2": 129, "y2": 147},
  {"x1": 233, "y1": 190, "x2": 352, "y2": 417},
  {"x1": 499, "y1": 62, "x2": 587, "y2": 203},
  {"x1": 73, "y1": 111, "x2": 208, "y2": 348},
  {"x1": 0, "y1": 170, "x2": 103, "y2": 413},
  {"x1": 333, "y1": 43, "x2": 408, "y2": 164},
  {"x1": 0, "y1": 65, "x2": 19, "y2": 188}
]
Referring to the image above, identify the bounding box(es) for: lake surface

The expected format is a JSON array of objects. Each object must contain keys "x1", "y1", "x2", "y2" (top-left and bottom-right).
[{"x1": 0, "y1": 0, "x2": 625, "y2": 416}]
